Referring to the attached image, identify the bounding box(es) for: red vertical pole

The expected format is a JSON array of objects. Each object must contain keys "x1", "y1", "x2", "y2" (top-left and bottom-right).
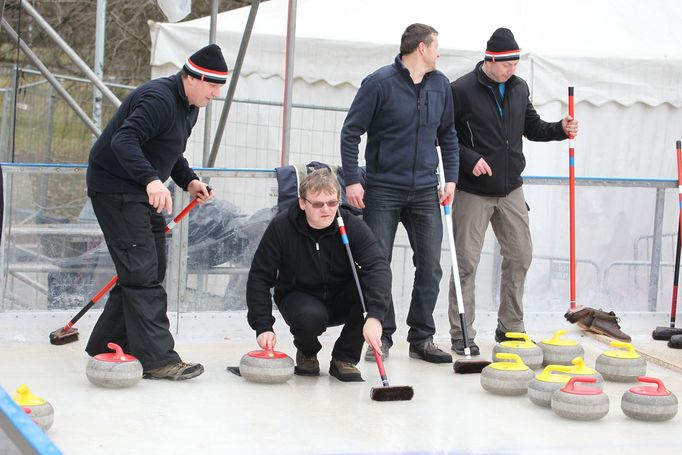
[
  {"x1": 675, "y1": 140, "x2": 682, "y2": 327},
  {"x1": 568, "y1": 87, "x2": 576, "y2": 310}
]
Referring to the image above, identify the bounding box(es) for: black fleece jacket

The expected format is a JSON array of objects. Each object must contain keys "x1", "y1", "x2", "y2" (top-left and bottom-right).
[
  {"x1": 246, "y1": 204, "x2": 391, "y2": 335},
  {"x1": 87, "y1": 73, "x2": 199, "y2": 195},
  {"x1": 451, "y1": 61, "x2": 568, "y2": 196}
]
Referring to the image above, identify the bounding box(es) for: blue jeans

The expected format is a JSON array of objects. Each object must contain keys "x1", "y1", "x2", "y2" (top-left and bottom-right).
[{"x1": 363, "y1": 185, "x2": 443, "y2": 345}]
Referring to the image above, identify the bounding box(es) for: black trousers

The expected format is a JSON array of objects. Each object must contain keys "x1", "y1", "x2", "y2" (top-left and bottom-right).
[
  {"x1": 85, "y1": 192, "x2": 181, "y2": 370},
  {"x1": 277, "y1": 281, "x2": 365, "y2": 364}
]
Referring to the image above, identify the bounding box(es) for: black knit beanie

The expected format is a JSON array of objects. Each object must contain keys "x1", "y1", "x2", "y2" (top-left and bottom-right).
[
  {"x1": 484, "y1": 28, "x2": 520, "y2": 62},
  {"x1": 183, "y1": 44, "x2": 229, "y2": 84}
]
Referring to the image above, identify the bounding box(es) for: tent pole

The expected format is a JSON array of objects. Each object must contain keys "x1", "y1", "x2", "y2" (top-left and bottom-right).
[
  {"x1": 207, "y1": 0, "x2": 260, "y2": 169},
  {"x1": 202, "y1": 0, "x2": 220, "y2": 166},
  {"x1": 280, "y1": 0, "x2": 297, "y2": 166}
]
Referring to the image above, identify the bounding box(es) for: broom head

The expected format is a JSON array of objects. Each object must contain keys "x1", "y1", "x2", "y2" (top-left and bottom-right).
[
  {"x1": 652, "y1": 326, "x2": 682, "y2": 340},
  {"x1": 370, "y1": 385, "x2": 414, "y2": 402},
  {"x1": 454, "y1": 358, "x2": 491, "y2": 374},
  {"x1": 49, "y1": 326, "x2": 79, "y2": 345},
  {"x1": 669, "y1": 334, "x2": 682, "y2": 349}
]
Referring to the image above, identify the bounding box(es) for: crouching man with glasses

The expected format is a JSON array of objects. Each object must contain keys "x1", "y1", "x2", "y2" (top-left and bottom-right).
[{"x1": 246, "y1": 169, "x2": 391, "y2": 382}]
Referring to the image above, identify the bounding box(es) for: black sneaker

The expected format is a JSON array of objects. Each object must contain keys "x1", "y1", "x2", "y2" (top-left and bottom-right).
[
  {"x1": 329, "y1": 359, "x2": 364, "y2": 382},
  {"x1": 364, "y1": 342, "x2": 390, "y2": 362},
  {"x1": 294, "y1": 350, "x2": 320, "y2": 376},
  {"x1": 409, "y1": 341, "x2": 452, "y2": 364},
  {"x1": 143, "y1": 362, "x2": 204, "y2": 381},
  {"x1": 451, "y1": 339, "x2": 480, "y2": 356}
]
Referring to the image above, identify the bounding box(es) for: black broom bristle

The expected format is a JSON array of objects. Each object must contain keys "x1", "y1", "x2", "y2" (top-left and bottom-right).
[
  {"x1": 453, "y1": 359, "x2": 490, "y2": 374},
  {"x1": 370, "y1": 385, "x2": 414, "y2": 401},
  {"x1": 49, "y1": 327, "x2": 79, "y2": 345},
  {"x1": 668, "y1": 334, "x2": 682, "y2": 349},
  {"x1": 652, "y1": 327, "x2": 682, "y2": 341}
]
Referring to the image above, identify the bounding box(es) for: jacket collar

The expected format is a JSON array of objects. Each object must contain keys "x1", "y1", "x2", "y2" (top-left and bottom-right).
[
  {"x1": 173, "y1": 73, "x2": 192, "y2": 113},
  {"x1": 393, "y1": 54, "x2": 433, "y2": 83},
  {"x1": 474, "y1": 60, "x2": 518, "y2": 88}
]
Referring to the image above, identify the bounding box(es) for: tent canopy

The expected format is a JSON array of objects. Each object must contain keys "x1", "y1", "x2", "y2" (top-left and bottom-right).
[{"x1": 151, "y1": 0, "x2": 682, "y2": 107}]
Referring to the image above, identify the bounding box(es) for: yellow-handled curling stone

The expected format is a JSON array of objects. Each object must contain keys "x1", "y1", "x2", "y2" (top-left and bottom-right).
[
  {"x1": 564, "y1": 357, "x2": 604, "y2": 386},
  {"x1": 492, "y1": 332, "x2": 543, "y2": 369},
  {"x1": 538, "y1": 330, "x2": 584, "y2": 366},
  {"x1": 527, "y1": 365, "x2": 572, "y2": 408},
  {"x1": 480, "y1": 353, "x2": 534, "y2": 395},
  {"x1": 595, "y1": 341, "x2": 646, "y2": 382},
  {"x1": 13, "y1": 385, "x2": 53, "y2": 431}
]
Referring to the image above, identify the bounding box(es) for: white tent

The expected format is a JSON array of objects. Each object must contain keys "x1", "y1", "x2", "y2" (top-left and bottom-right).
[{"x1": 149, "y1": 0, "x2": 682, "y2": 312}]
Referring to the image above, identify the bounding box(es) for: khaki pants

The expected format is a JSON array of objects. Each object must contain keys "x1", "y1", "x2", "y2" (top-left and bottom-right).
[{"x1": 448, "y1": 186, "x2": 532, "y2": 340}]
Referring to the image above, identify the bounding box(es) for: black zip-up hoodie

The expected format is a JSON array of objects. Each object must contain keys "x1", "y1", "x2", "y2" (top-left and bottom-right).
[
  {"x1": 246, "y1": 204, "x2": 391, "y2": 335},
  {"x1": 87, "y1": 73, "x2": 199, "y2": 195},
  {"x1": 451, "y1": 61, "x2": 567, "y2": 196}
]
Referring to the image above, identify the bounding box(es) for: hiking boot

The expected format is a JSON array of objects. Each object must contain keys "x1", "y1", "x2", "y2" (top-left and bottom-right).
[
  {"x1": 587, "y1": 309, "x2": 631, "y2": 342},
  {"x1": 451, "y1": 339, "x2": 480, "y2": 356},
  {"x1": 564, "y1": 306, "x2": 595, "y2": 328},
  {"x1": 409, "y1": 341, "x2": 452, "y2": 364},
  {"x1": 329, "y1": 359, "x2": 364, "y2": 382},
  {"x1": 294, "y1": 350, "x2": 320, "y2": 376},
  {"x1": 143, "y1": 362, "x2": 204, "y2": 381},
  {"x1": 364, "y1": 342, "x2": 390, "y2": 362}
]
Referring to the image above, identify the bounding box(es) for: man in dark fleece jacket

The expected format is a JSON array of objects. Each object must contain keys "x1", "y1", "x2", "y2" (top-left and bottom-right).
[
  {"x1": 340, "y1": 23, "x2": 460, "y2": 365},
  {"x1": 247, "y1": 169, "x2": 390, "y2": 382},
  {"x1": 448, "y1": 28, "x2": 579, "y2": 355},
  {"x1": 85, "y1": 44, "x2": 227, "y2": 381}
]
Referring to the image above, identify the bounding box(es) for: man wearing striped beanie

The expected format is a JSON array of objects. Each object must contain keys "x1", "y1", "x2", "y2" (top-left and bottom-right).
[
  {"x1": 447, "y1": 28, "x2": 579, "y2": 355},
  {"x1": 85, "y1": 44, "x2": 228, "y2": 381}
]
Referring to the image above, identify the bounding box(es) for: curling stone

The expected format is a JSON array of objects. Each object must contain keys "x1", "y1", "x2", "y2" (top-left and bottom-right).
[
  {"x1": 563, "y1": 357, "x2": 604, "y2": 388},
  {"x1": 551, "y1": 376, "x2": 609, "y2": 421},
  {"x1": 595, "y1": 341, "x2": 646, "y2": 382},
  {"x1": 13, "y1": 385, "x2": 53, "y2": 431},
  {"x1": 621, "y1": 376, "x2": 678, "y2": 421},
  {"x1": 492, "y1": 332, "x2": 543, "y2": 369},
  {"x1": 86, "y1": 342, "x2": 143, "y2": 388},
  {"x1": 480, "y1": 353, "x2": 534, "y2": 396},
  {"x1": 239, "y1": 349, "x2": 295, "y2": 384},
  {"x1": 538, "y1": 330, "x2": 584, "y2": 366},
  {"x1": 527, "y1": 365, "x2": 572, "y2": 408}
]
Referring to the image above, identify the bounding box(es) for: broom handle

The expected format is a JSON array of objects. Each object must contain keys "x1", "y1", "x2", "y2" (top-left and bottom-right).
[
  {"x1": 437, "y1": 149, "x2": 472, "y2": 353},
  {"x1": 62, "y1": 189, "x2": 209, "y2": 330},
  {"x1": 674, "y1": 140, "x2": 682, "y2": 327},
  {"x1": 568, "y1": 87, "x2": 576, "y2": 310},
  {"x1": 336, "y1": 213, "x2": 389, "y2": 386}
]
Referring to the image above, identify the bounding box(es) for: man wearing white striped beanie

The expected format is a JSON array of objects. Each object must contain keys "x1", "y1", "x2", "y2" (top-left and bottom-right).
[
  {"x1": 447, "y1": 28, "x2": 579, "y2": 355},
  {"x1": 85, "y1": 43, "x2": 229, "y2": 381}
]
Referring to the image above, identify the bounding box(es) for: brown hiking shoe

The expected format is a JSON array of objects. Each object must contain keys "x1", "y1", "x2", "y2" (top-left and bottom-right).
[
  {"x1": 564, "y1": 306, "x2": 595, "y2": 328},
  {"x1": 143, "y1": 362, "x2": 204, "y2": 381},
  {"x1": 329, "y1": 359, "x2": 364, "y2": 382},
  {"x1": 294, "y1": 350, "x2": 320, "y2": 376},
  {"x1": 587, "y1": 309, "x2": 631, "y2": 342}
]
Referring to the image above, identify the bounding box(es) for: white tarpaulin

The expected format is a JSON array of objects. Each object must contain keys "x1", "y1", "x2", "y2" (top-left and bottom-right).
[{"x1": 148, "y1": 0, "x2": 682, "y2": 313}]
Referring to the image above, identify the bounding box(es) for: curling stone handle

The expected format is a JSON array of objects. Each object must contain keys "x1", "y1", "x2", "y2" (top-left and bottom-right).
[
  {"x1": 547, "y1": 330, "x2": 568, "y2": 343},
  {"x1": 107, "y1": 342, "x2": 125, "y2": 357},
  {"x1": 505, "y1": 332, "x2": 528, "y2": 341},
  {"x1": 494, "y1": 352, "x2": 524, "y2": 364},
  {"x1": 610, "y1": 341, "x2": 635, "y2": 352},
  {"x1": 564, "y1": 375, "x2": 596, "y2": 391},
  {"x1": 547, "y1": 364, "x2": 573, "y2": 374},
  {"x1": 637, "y1": 376, "x2": 666, "y2": 393}
]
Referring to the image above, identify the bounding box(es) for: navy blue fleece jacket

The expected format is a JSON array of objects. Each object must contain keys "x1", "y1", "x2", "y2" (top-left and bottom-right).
[{"x1": 340, "y1": 55, "x2": 460, "y2": 190}]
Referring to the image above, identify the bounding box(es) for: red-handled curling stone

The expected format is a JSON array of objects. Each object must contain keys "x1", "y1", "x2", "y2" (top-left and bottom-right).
[
  {"x1": 239, "y1": 349, "x2": 294, "y2": 384},
  {"x1": 86, "y1": 342, "x2": 143, "y2": 388},
  {"x1": 621, "y1": 376, "x2": 678, "y2": 421},
  {"x1": 551, "y1": 376, "x2": 609, "y2": 421}
]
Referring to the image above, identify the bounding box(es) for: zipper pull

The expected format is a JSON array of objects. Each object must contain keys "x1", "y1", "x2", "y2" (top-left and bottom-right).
[{"x1": 315, "y1": 242, "x2": 320, "y2": 251}]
